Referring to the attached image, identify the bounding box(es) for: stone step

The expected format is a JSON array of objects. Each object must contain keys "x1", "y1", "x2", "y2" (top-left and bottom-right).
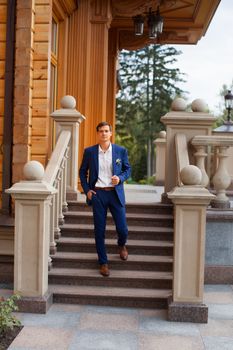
[
  {"x1": 68, "y1": 201, "x2": 173, "y2": 215},
  {"x1": 63, "y1": 211, "x2": 174, "y2": 227},
  {"x1": 49, "y1": 268, "x2": 173, "y2": 289},
  {"x1": 50, "y1": 284, "x2": 172, "y2": 309},
  {"x1": 60, "y1": 223, "x2": 173, "y2": 241},
  {"x1": 51, "y1": 252, "x2": 173, "y2": 271},
  {"x1": 56, "y1": 237, "x2": 173, "y2": 255}
]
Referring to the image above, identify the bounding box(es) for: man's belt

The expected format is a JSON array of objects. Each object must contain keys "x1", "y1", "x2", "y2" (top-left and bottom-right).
[{"x1": 94, "y1": 187, "x2": 115, "y2": 191}]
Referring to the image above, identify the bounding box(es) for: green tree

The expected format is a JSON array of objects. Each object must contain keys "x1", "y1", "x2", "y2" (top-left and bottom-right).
[{"x1": 116, "y1": 44, "x2": 186, "y2": 181}]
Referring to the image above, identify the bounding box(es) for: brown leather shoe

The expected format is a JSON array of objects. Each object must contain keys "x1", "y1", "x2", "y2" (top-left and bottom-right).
[
  {"x1": 119, "y1": 246, "x2": 128, "y2": 261},
  {"x1": 99, "y1": 264, "x2": 110, "y2": 277}
]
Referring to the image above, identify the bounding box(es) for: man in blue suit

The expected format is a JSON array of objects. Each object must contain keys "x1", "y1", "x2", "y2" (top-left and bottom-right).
[{"x1": 79, "y1": 122, "x2": 131, "y2": 277}]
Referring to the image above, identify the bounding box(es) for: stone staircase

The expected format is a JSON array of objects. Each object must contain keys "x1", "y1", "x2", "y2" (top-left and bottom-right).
[{"x1": 49, "y1": 201, "x2": 174, "y2": 309}]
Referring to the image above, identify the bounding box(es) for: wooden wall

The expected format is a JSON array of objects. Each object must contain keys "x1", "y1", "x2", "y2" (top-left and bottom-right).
[
  {"x1": 31, "y1": 0, "x2": 52, "y2": 165},
  {"x1": 4, "y1": 0, "x2": 116, "y2": 195},
  {"x1": 0, "y1": 0, "x2": 7, "y2": 207},
  {"x1": 12, "y1": 0, "x2": 52, "y2": 184}
]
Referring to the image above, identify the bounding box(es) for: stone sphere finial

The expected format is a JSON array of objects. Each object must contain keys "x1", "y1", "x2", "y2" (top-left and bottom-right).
[
  {"x1": 171, "y1": 98, "x2": 187, "y2": 111},
  {"x1": 159, "y1": 130, "x2": 166, "y2": 139},
  {"x1": 180, "y1": 165, "x2": 202, "y2": 185},
  {"x1": 60, "y1": 95, "x2": 76, "y2": 109},
  {"x1": 191, "y1": 99, "x2": 208, "y2": 112},
  {"x1": 23, "y1": 161, "x2": 44, "y2": 181}
]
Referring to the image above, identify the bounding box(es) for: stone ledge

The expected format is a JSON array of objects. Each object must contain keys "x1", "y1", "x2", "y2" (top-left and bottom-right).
[
  {"x1": 168, "y1": 301, "x2": 208, "y2": 323},
  {"x1": 205, "y1": 265, "x2": 233, "y2": 284},
  {"x1": 17, "y1": 291, "x2": 53, "y2": 314},
  {"x1": 207, "y1": 208, "x2": 233, "y2": 221}
]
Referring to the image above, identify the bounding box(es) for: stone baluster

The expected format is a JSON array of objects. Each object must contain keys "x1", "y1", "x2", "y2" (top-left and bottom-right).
[
  {"x1": 58, "y1": 168, "x2": 64, "y2": 225},
  {"x1": 193, "y1": 145, "x2": 209, "y2": 187},
  {"x1": 154, "y1": 130, "x2": 166, "y2": 186},
  {"x1": 62, "y1": 149, "x2": 69, "y2": 212},
  {"x1": 212, "y1": 146, "x2": 231, "y2": 208},
  {"x1": 54, "y1": 177, "x2": 61, "y2": 240},
  {"x1": 6, "y1": 161, "x2": 56, "y2": 312},
  {"x1": 49, "y1": 193, "x2": 56, "y2": 255}
]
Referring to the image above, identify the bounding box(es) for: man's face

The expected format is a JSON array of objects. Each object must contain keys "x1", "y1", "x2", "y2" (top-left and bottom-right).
[{"x1": 97, "y1": 125, "x2": 112, "y2": 143}]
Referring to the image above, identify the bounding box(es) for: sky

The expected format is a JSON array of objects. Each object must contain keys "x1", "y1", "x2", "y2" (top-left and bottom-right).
[{"x1": 173, "y1": 0, "x2": 233, "y2": 115}]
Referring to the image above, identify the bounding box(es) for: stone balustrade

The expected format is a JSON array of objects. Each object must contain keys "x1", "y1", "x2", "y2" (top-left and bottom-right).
[
  {"x1": 191, "y1": 135, "x2": 233, "y2": 208},
  {"x1": 43, "y1": 130, "x2": 71, "y2": 254},
  {"x1": 6, "y1": 96, "x2": 85, "y2": 312}
]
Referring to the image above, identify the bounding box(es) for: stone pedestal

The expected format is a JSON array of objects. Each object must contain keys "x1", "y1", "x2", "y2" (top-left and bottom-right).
[
  {"x1": 51, "y1": 96, "x2": 85, "y2": 201},
  {"x1": 168, "y1": 185, "x2": 215, "y2": 323},
  {"x1": 6, "y1": 161, "x2": 56, "y2": 313}
]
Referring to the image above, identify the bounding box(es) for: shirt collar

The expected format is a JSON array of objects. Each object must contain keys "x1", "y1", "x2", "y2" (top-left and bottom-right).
[{"x1": 98, "y1": 143, "x2": 112, "y2": 154}]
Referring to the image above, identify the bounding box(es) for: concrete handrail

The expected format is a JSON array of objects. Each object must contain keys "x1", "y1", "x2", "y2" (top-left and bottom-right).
[{"x1": 43, "y1": 130, "x2": 71, "y2": 185}]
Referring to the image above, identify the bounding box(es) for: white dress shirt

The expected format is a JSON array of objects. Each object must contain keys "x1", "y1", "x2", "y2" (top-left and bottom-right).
[{"x1": 95, "y1": 143, "x2": 113, "y2": 187}]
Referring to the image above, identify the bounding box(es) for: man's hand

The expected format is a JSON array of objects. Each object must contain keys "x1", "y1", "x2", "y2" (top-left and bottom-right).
[
  {"x1": 111, "y1": 175, "x2": 120, "y2": 186},
  {"x1": 87, "y1": 190, "x2": 96, "y2": 200}
]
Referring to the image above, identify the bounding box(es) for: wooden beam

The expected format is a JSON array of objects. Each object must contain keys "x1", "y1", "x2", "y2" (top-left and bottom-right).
[{"x1": 1, "y1": 0, "x2": 16, "y2": 215}]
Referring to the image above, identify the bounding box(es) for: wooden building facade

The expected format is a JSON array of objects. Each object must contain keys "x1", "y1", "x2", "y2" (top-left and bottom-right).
[{"x1": 0, "y1": 0, "x2": 220, "y2": 214}]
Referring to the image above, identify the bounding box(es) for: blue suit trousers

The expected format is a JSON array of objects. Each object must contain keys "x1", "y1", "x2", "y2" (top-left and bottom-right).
[{"x1": 92, "y1": 189, "x2": 128, "y2": 265}]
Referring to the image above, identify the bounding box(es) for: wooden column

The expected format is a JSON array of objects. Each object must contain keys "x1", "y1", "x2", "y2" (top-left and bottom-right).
[
  {"x1": 66, "y1": 1, "x2": 91, "y2": 168},
  {"x1": 106, "y1": 28, "x2": 118, "y2": 138},
  {"x1": 12, "y1": 0, "x2": 35, "y2": 184},
  {"x1": 85, "y1": 0, "x2": 112, "y2": 146},
  {"x1": 67, "y1": 0, "x2": 112, "y2": 151}
]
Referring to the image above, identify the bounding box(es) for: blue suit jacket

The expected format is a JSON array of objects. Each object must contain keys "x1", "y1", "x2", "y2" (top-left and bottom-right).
[{"x1": 79, "y1": 144, "x2": 131, "y2": 206}]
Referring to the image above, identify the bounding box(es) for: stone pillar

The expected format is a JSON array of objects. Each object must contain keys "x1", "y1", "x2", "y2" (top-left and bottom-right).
[
  {"x1": 51, "y1": 95, "x2": 85, "y2": 200},
  {"x1": 161, "y1": 98, "x2": 216, "y2": 201},
  {"x1": 167, "y1": 165, "x2": 215, "y2": 323},
  {"x1": 6, "y1": 161, "x2": 56, "y2": 313},
  {"x1": 154, "y1": 130, "x2": 166, "y2": 186}
]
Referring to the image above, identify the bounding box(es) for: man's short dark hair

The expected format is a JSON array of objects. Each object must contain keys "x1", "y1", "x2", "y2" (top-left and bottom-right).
[{"x1": 96, "y1": 122, "x2": 112, "y2": 132}]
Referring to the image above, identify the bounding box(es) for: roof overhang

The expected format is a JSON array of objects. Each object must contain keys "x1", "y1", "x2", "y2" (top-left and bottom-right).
[{"x1": 110, "y1": 0, "x2": 221, "y2": 50}]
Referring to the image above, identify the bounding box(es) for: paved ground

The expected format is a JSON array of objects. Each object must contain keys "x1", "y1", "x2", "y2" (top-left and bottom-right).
[
  {"x1": 78, "y1": 184, "x2": 164, "y2": 204},
  {"x1": 0, "y1": 285, "x2": 231, "y2": 350},
  {"x1": 1, "y1": 185, "x2": 233, "y2": 349}
]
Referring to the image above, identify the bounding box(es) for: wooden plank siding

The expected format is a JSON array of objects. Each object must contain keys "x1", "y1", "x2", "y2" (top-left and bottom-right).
[
  {"x1": 0, "y1": 0, "x2": 7, "y2": 207},
  {"x1": 11, "y1": 0, "x2": 76, "y2": 186},
  {"x1": 31, "y1": 0, "x2": 52, "y2": 166},
  {"x1": 12, "y1": 1, "x2": 34, "y2": 183}
]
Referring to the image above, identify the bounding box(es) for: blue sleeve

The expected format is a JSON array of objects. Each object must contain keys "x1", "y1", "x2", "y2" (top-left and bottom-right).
[
  {"x1": 118, "y1": 148, "x2": 131, "y2": 184},
  {"x1": 79, "y1": 148, "x2": 90, "y2": 194}
]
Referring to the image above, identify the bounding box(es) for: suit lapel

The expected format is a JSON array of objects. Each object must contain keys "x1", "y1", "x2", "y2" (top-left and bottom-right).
[
  {"x1": 93, "y1": 144, "x2": 99, "y2": 175},
  {"x1": 112, "y1": 143, "x2": 116, "y2": 174}
]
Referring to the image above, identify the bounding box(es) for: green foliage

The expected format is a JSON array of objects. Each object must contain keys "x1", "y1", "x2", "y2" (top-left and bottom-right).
[
  {"x1": 138, "y1": 176, "x2": 155, "y2": 185},
  {"x1": 0, "y1": 294, "x2": 21, "y2": 334},
  {"x1": 116, "y1": 44, "x2": 186, "y2": 181}
]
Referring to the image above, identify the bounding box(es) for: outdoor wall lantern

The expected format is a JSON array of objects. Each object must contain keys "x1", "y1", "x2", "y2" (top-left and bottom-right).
[
  {"x1": 133, "y1": 7, "x2": 164, "y2": 39},
  {"x1": 224, "y1": 90, "x2": 233, "y2": 123}
]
